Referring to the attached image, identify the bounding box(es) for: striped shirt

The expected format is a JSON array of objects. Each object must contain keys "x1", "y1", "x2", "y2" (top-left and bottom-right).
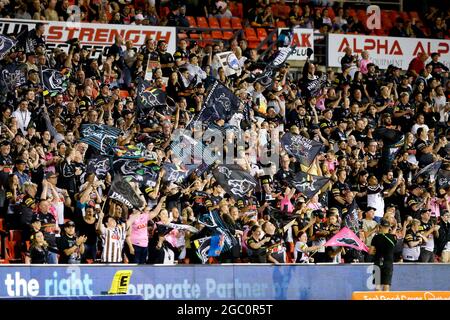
[{"x1": 101, "y1": 224, "x2": 126, "y2": 263}]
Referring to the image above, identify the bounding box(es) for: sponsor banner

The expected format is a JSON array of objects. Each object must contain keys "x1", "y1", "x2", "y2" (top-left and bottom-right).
[
  {"x1": 1, "y1": 265, "x2": 450, "y2": 300},
  {"x1": 352, "y1": 291, "x2": 450, "y2": 300},
  {"x1": 279, "y1": 28, "x2": 314, "y2": 61},
  {"x1": 328, "y1": 33, "x2": 450, "y2": 70},
  {"x1": 0, "y1": 19, "x2": 176, "y2": 59}
]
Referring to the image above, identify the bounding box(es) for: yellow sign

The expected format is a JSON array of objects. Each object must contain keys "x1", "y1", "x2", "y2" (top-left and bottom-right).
[
  {"x1": 352, "y1": 291, "x2": 450, "y2": 300},
  {"x1": 108, "y1": 270, "x2": 133, "y2": 294}
]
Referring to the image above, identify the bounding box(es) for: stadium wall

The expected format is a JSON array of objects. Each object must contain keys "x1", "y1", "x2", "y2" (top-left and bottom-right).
[{"x1": 0, "y1": 264, "x2": 448, "y2": 300}]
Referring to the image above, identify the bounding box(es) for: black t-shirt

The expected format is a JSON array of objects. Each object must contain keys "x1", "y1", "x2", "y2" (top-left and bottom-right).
[
  {"x1": 39, "y1": 212, "x2": 58, "y2": 249},
  {"x1": 57, "y1": 234, "x2": 81, "y2": 264},
  {"x1": 246, "y1": 237, "x2": 267, "y2": 263},
  {"x1": 30, "y1": 245, "x2": 48, "y2": 264},
  {"x1": 371, "y1": 233, "x2": 396, "y2": 263},
  {"x1": 77, "y1": 218, "x2": 98, "y2": 245},
  {"x1": 262, "y1": 229, "x2": 286, "y2": 263},
  {"x1": 159, "y1": 51, "x2": 174, "y2": 77}
]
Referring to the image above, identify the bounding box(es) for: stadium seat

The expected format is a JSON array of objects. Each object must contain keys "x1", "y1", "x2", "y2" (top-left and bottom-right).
[
  {"x1": 231, "y1": 17, "x2": 243, "y2": 29},
  {"x1": 278, "y1": 5, "x2": 291, "y2": 19},
  {"x1": 327, "y1": 7, "x2": 335, "y2": 19},
  {"x1": 399, "y1": 12, "x2": 409, "y2": 21},
  {"x1": 186, "y1": 16, "x2": 197, "y2": 28},
  {"x1": 357, "y1": 9, "x2": 366, "y2": 20},
  {"x1": 211, "y1": 30, "x2": 224, "y2": 39},
  {"x1": 223, "y1": 30, "x2": 234, "y2": 40},
  {"x1": 276, "y1": 20, "x2": 287, "y2": 28},
  {"x1": 409, "y1": 11, "x2": 419, "y2": 20},
  {"x1": 271, "y1": 4, "x2": 279, "y2": 17},
  {"x1": 196, "y1": 17, "x2": 209, "y2": 28},
  {"x1": 245, "y1": 28, "x2": 258, "y2": 41},
  {"x1": 208, "y1": 17, "x2": 220, "y2": 29},
  {"x1": 6, "y1": 230, "x2": 22, "y2": 263},
  {"x1": 389, "y1": 10, "x2": 400, "y2": 21},
  {"x1": 257, "y1": 28, "x2": 268, "y2": 41},
  {"x1": 219, "y1": 17, "x2": 231, "y2": 29},
  {"x1": 177, "y1": 32, "x2": 188, "y2": 40},
  {"x1": 0, "y1": 218, "x2": 4, "y2": 231},
  {"x1": 348, "y1": 8, "x2": 356, "y2": 17},
  {"x1": 231, "y1": 2, "x2": 243, "y2": 18}
]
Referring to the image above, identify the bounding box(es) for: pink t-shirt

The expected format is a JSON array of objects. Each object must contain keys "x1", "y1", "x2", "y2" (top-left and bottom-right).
[
  {"x1": 359, "y1": 59, "x2": 371, "y2": 74},
  {"x1": 280, "y1": 197, "x2": 294, "y2": 213},
  {"x1": 130, "y1": 213, "x2": 149, "y2": 247}
]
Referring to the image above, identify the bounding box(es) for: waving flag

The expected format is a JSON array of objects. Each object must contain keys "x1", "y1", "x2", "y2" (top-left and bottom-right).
[
  {"x1": 437, "y1": 168, "x2": 450, "y2": 191},
  {"x1": 0, "y1": 62, "x2": 27, "y2": 93},
  {"x1": 0, "y1": 34, "x2": 16, "y2": 59},
  {"x1": 208, "y1": 234, "x2": 225, "y2": 257},
  {"x1": 135, "y1": 77, "x2": 170, "y2": 119},
  {"x1": 86, "y1": 155, "x2": 111, "y2": 179},
  {"x1": 324, "y1": 227, "x2": 368, "y2": 252},
  {"x1": 108, "y1": 174, "x2": 144, "y2": 209},
  {"x1": 281, "y1": 132, "x2": 323, "y2": 167},
  {"x1": 212, "y1": 164, "x2": 258, "y2": 200},
  {"x1": 187, "y1": 77, "x2": 240, "y2": 128},
  {"x1": 193, "y1": 236, "x2": 212, "y2": 264},
  {"x1": 112, "y1": 158, "x2": 159, "y2": 187},
  {"x1": 80, "y1": 124, "x2": 121, "y2": 154},
  {"x1": 198, "y1": 210, "x2": 239, "y2": 254},
  {"x1": 290, "y1": 171, "x2": 329, "y2": 199},
  {"x1": 42, "y1": 69, "x2": 69, "y2": 96},
  {"x1": 414, "y1": 160, "x2": 442, "y2": 181},
  {"x1": 304, "y1": 73, "x2": 328, "y2": 98},
  {"x1": 162, "y1": 163, "x2": 197, "y2": 184}
]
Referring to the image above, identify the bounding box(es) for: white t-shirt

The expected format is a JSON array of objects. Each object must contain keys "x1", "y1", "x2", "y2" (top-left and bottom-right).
[{"x1": 367, "y1": 185, "x2": 384, "y2": 218}]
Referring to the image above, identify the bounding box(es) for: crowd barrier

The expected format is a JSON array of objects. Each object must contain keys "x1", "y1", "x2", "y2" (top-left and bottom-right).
[{"x1": 0, "y1": 264, "x2": 449, "y2": 300}]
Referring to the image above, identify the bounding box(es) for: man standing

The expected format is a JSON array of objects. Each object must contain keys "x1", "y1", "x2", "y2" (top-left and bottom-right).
[
  {"x1": 12, "y1": 99, "x2": 32, "y2": 135},
  {"x1": 370, "y1": 218, "x2": 397, "y2": 291},
  {"x1": 418, "y1": 209, "x2": 440, "y2": 262},
  {"x1": 57, "y1": 220, "x2": 87, "y2": 264}
]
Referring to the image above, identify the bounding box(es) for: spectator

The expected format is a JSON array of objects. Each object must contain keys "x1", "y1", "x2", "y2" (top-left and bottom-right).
[{"x1": 57, "y1": 220, "x2": 87, "y2": 264}]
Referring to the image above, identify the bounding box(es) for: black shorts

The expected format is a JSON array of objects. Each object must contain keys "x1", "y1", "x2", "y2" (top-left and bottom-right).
[{"x1": 375, "y1": 262, "x2": 393, "y2": 285}]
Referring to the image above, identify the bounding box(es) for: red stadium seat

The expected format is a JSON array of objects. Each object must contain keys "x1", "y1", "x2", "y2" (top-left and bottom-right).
[
  {"x1": 231, "y1": 17, "x2": 243, "y2": 29},
  {"x1": 0, "y1": 218, "x2": 4, "y2": 231},
  {"x1": 257, "y1": 28, "x2": 268, "y2": 41},
  {"x1": 211, "y1": 30, "x2": 224, "y2": 39},
  {"x1": 196, "y1": 16, "x2": 209, "y2": 28},
  {"x1": 399, "y1": 12, "x2": 409, "y2": 21},
  {"x1": 6, "y1": 230, "x2": 22, "y2": 263},
  {"x1": 208, "y1": 17, "x2": 220, "y2": 28},
  {"x1": 357, "y1": 9, "x2": 366, "y2": 20},
  {"x1": 245, "y1": 28, "x2": 258, "y2": 41},
  {"x1": 229, "y1": 2, "x2": 243, "y2": 18},
  {"x1": 278, "y1": 5, "x2": 291, "y2": 19},
  {"x1": 177, "y1": 32, "x2": 188, "y2": 40},
  {"x1": 409, "y1": 11, "x2": 419, "y2": 20},
  {"x1": 327, "y1": 7, "x2": 335, "y2": 19},
  {"x1": 389, "y1": 10, "x2": 400, "y2": 21},
  {"x1": 219, "y1": 17, "x2": 231, "y2": 29},
  {"x1": 276, "y1": 20, "x2": 287, "y2": 28},
  {"x1": 348, "y1": 9, "x2": 356, "y2": 18},
  {"x1": 223, "y1": 30, "x2": 234, "y2": 40},
  {"x1": 186, "y1": 16, "x2": 197, "y2": 28},
  {"x1": 271, "y1": 4, "x2": 279, "y2": 17}
]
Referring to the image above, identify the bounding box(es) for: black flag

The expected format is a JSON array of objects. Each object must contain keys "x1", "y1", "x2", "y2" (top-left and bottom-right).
[
  {"x1": 437, "y1": 169, "x2": 450, "y2": 191},
  {"x1": 162, "y1": 163, "x2": 197, "y2": 184},
  {"x1": 0, "y1": 62, "x2": 27, "y2": 93},
  {"x1": 135, "y1": 77, "x2": 169, "y2": 118},
  {"x1": 413, "y1": 160, "x2": 442, "y2": 181},
  {"x1": 187, "y1": 77, "x2": 240, "y2": 128},
  {"x1": 42, "y1": 69, "x2": 69, "y2": 96},
  {"x1": 290, "y1": 171, "x2": 329, "y2": 199},
  {"x1": 281, "y1": 133, "x2": 323, "y2": 167},
  {"x1": 304, "y1": 73, "x2": 328, "y2": 98},
  {"x1": 112, "y1": 158, "x2": 159, "y2": 187},
  {"x1": 0, "y1": 34, "x2": 17, "y2": 59},
  {"x1": 86, "y1": 155, "x2": 111, "y2": 179},
  {"x1": 80, "y1": 124, "x2": 122, "y2": 154},
  {"x1": 108, "y1": 175, "x2": 144, "y2": 209},
  {"x1": 212, "y1": 164, "x2": 258, "y2": 200}
]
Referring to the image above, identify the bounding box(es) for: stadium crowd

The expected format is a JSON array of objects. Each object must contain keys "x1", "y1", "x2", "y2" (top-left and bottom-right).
[{"x1": 0, "y1": 0, "x2": 448, "y2": 265}]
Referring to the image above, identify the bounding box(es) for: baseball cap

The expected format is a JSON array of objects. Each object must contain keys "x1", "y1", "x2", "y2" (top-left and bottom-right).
[
  {"x1": 366, "y1": 206, "x2": 376, "y2": 211},
  {"x1": 64, "y1": 220, "x2": 76, "y2": 228},
  {"x1": 15, "y1": 159, "x2": 26, "y2": 165},
  {"x1": 135, "y1": 13, "x2": 144, "y2": 20}
]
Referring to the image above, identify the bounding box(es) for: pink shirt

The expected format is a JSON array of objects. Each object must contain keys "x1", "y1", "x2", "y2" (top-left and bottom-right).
[
  {"x1": 280, "y1": 197, "x2": 294, "y2": 213},
  {"x1": 130, "y1": 213, "x2": 149, "y2": 247},
  {"x1": 359, "y1": 59, "x2": 371, "y2": 74}
]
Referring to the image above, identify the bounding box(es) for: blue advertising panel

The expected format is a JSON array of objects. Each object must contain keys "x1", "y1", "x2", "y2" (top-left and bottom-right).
[{"x1": 0, "y1": 264, "x2": 449, "y2": 300}]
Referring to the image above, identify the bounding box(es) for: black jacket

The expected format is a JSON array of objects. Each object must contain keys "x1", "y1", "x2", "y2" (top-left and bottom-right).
[{"x1": 437, "y1": 220, "x2": 450, "y2": 256}]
